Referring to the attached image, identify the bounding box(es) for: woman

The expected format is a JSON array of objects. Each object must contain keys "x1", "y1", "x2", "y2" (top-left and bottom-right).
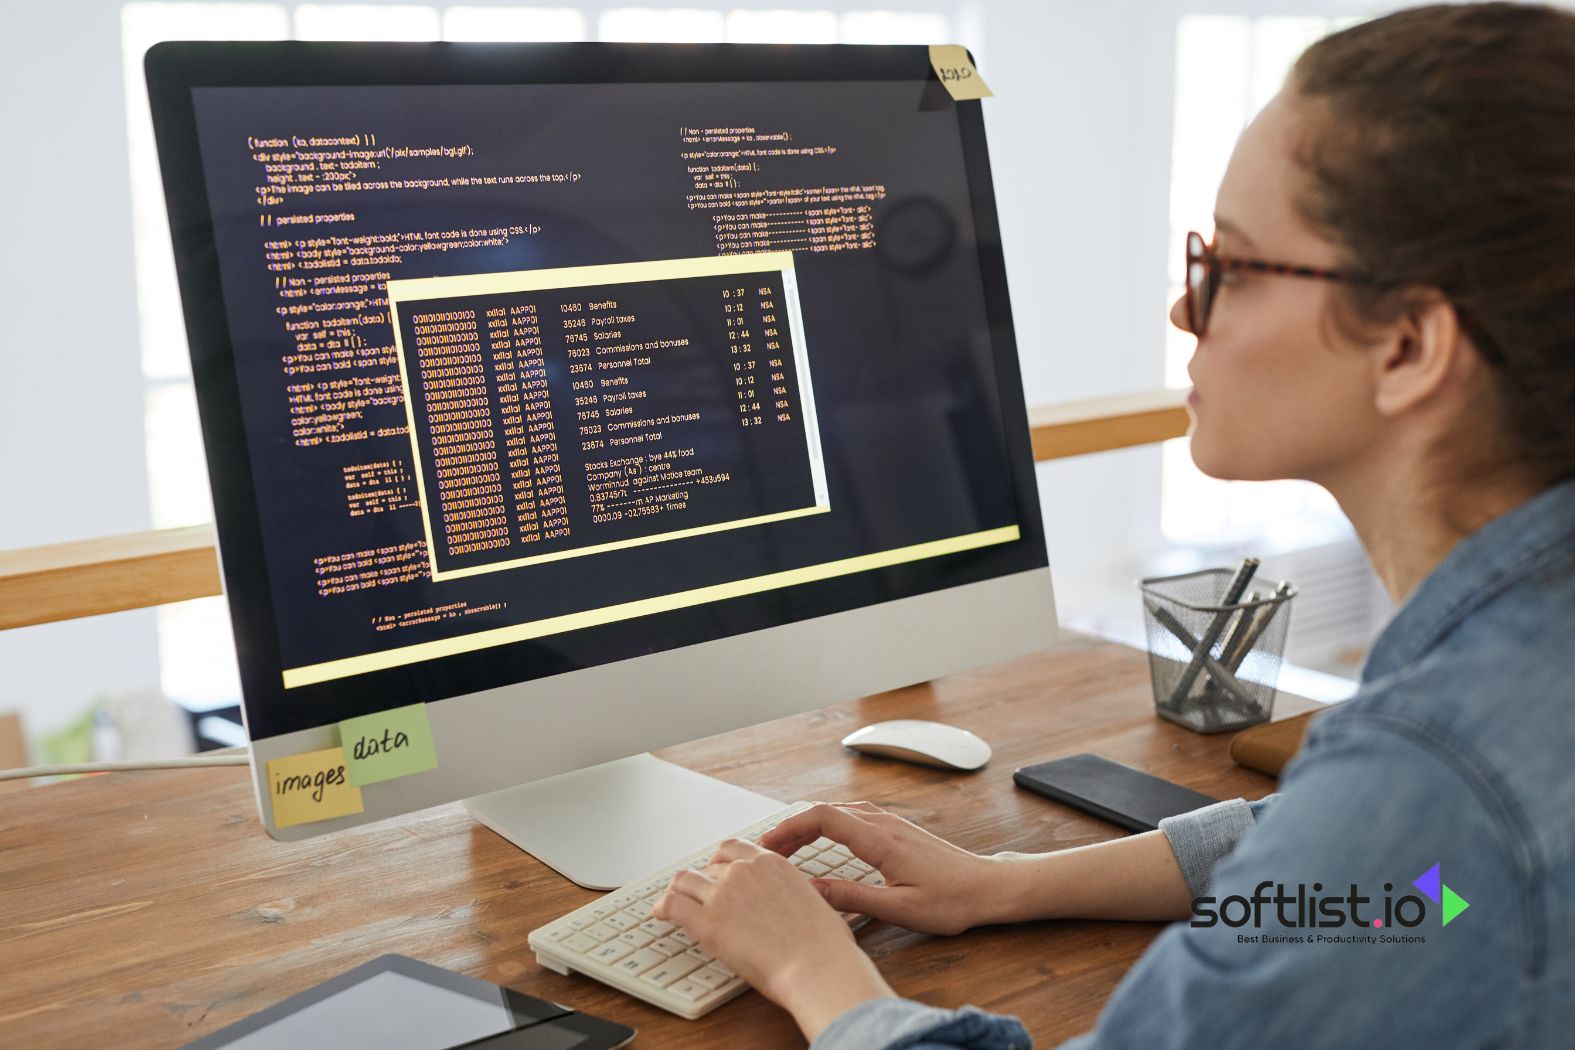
[{"x1": 654, "y1": 4, "x2": 1575, "y2": 1047}]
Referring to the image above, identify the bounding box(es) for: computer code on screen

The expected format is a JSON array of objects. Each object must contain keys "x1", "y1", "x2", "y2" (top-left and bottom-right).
[
  {"x1": 390, "y1": 254, "x2": 827, "y2": 579},
  {"x1": 188, "y1": 79, "x2": 1030, "y2": 716}
]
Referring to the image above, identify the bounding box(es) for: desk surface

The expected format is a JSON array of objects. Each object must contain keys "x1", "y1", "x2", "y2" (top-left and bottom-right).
[{"x1": 0, "y1": 635, "x2": 1318, "y2": 1049}]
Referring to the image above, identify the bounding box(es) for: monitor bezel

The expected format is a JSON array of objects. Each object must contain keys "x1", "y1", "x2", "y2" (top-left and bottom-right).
[{"x1": 145, "y1": 41, "x2": 1054, "y2": 837}]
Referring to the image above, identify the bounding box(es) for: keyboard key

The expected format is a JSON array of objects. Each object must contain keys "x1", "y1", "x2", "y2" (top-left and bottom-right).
[
  {"x1": 650, "y1": 936, "x2": 687, "y2": 957},
  {"x1": 668, "y1": 979, "x2": 709, "y2": 1003},
  {"x1": 640, "y1": 954, "x2": 705, "y2": 989},
  {"x1": 615, "y1": 947, "x2": 667, "y2": 977},
  {"x1": 588, "y1": 940, "x2": 636, "y2": 966},
  {"x1": 618, "y1": 929, "x2": 655, "y2": 950},
  {"x1": 561, "y1": 932, "x2": 599, "y2": 954},
  {"x1": 690, "y1": 965, "x2": 732, "y2": 990},
  {"x1": 584, "y1": 922, "x2": 621, "y2": 943},
  {"x1": 529, "y1": 804, "x2": 822, "y2": 1018},
  {"x1": 848, "y1": 859, "x2": 873, "y2": 876},
  {"x1": 828, "y1": 863, "x2": 866, "y2": 882},
  {"x1": 860, "y1": 871, "x2": 886, "y2": 887}
]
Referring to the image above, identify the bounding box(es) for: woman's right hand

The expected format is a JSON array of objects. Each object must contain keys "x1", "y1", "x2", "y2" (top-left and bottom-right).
[{"x1": 758, "y1": 802, "x2": 1015, "y2": 935}]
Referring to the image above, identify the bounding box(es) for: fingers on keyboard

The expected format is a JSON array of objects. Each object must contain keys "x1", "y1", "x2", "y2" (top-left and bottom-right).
[{"x1": 530, "y1": 803, "x2": 820, "y2": 1018}]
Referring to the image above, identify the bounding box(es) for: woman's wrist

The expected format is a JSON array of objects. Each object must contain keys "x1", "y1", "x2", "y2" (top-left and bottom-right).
[
  {"x1": 772, "y1": 943, "x2": 896, "y2": 1044},
  {"x1": 974, "y1": 851, "x2": 1058, "y2": 926},
  {"x1": 982, "y1": 831, "x2": 1195, "y2": 924}
]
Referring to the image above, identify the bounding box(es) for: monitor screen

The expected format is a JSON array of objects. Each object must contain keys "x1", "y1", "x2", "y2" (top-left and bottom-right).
[{"x1": 161, "y1": 49, "x2": 1045, "y2": 742}]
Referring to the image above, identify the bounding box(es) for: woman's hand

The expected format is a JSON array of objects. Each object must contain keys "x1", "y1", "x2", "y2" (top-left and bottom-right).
[
  {"x1": 758, "y1": 801, "x2": 1015, "y2": 935},
  {"x1": 652, "y1": 838, "x2": 894, "y2": 1041}
]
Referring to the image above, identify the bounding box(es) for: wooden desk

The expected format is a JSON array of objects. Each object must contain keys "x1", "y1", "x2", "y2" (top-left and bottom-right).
[{"x1": 0, "y1": 635, "x2": 1318, "y2": 1049}]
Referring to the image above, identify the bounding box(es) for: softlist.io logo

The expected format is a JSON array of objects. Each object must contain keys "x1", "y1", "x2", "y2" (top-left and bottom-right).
[{"x1": 1190, "y1": 862, "x2": 1471, "y2": 942}]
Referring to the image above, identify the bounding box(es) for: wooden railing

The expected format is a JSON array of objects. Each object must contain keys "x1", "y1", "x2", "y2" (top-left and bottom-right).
[{"x1": 0, "y1": 389, "x2": 1188, "y2": 632}]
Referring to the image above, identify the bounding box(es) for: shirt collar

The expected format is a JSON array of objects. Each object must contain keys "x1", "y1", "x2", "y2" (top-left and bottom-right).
[{"x1": 1361, "y1": 476, "x2": 1575, "y2": 682}]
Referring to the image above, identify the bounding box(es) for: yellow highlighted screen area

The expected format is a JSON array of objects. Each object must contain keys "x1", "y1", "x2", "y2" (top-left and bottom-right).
[
  {"x1": 282, "y1": 524, "x2": 1020, "y2": 688},
  {"x1": 387, "y1": 250, "x2": 828, "y2": 582}
]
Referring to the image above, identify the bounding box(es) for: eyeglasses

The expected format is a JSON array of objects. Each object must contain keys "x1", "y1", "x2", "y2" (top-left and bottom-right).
[
  {"x1": 1183, "y1": 230, "x2": 1362, "y2": 338},
  {"x1": 1182, "y1": 230, "x2": 1505, "y2": 365}
]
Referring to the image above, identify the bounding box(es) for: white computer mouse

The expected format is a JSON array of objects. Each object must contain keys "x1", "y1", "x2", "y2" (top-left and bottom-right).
[{"x1": 841, "y1": 719, "x2": 992, "y2": 771}]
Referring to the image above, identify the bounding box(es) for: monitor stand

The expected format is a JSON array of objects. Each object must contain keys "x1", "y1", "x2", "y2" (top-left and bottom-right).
[{"x1": 464, "y1": 753, "x2": 785, "y2": 890}]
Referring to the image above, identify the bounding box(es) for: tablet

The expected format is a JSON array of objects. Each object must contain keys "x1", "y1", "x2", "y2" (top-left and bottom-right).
[{"x1": 181, "y1": 955, "x2": 634, "y2": 1050}]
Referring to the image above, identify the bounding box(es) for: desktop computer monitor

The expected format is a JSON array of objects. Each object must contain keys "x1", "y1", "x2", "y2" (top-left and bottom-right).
[{"x1": 146, "y1": 41, "x2": 1056, "y2": 888}]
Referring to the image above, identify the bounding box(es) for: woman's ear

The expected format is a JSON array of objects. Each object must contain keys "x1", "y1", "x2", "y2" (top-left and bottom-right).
[{"x1": 1371, "y1": 293, "x2": 1469, "y2": 418}]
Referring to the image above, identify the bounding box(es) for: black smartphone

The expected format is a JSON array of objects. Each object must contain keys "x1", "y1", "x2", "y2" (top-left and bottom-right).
[{"x1": 1013, "y1": 753, "x2": 1220, "y2": 832}]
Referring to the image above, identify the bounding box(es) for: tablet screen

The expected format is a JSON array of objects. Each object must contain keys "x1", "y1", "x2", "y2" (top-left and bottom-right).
[{"x1": 218, "y1": 970, "x2": 513, "y2": 1050}]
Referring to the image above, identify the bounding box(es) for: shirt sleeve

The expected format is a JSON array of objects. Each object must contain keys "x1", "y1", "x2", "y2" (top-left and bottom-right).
[
  {"x1": 806, "y1": 791, "x2": 1288, "y2": 1050},
  {"x1": 1055, "y1": 713, "x2": 1520, "y2": 1049},
  {"x1": 1158, "y1": 793, "x2": 1280, "y2": 897},
  {"x1": 811, "y1": 999, "x2": 1032, "y2": 1050}
]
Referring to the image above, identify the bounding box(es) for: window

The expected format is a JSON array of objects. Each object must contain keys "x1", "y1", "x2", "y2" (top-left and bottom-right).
[
  {"x1": 725, "y1": 9, "x2": 839, "y2": 43},
  {"x1": 443, "y1": 7, "x2": 587, "y2": 42},
  {"x1": 839, "y1": 11, "x2": 950, "y2": 44},
  {"x1": 294, "y1": 4, "x2": 442, "y2": 39},
  {"x1": 599, "y1": 8, "x2": 727, "y2": 41},
  {"x1": 1162, "y1": 14, "x2": 1363, "y2": 548},
  {"x1": 123, "y1": 3, "x2": 290, "y2": 710}
]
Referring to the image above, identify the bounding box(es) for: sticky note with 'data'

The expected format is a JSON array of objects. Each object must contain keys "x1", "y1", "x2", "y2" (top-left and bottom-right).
[
  {"x1": 928, "y1": 45, "x2": 993, "y2": 101},
  {"x1": 339, "y1": 703, "x2": 440, "y2": 787},
  {"x1": 267, "y1": 746, "x2": 364, "y2": 829}
]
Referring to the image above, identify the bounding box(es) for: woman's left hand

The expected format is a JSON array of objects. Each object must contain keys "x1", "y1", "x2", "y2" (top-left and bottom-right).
[{"x1": 653, "y1": 837, "x2": 895, "y2": 1041}]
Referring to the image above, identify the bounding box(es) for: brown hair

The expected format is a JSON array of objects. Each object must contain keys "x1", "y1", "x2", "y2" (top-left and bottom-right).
[{"x1": 1290, "y1": 2, "x2": 1575, "y2": 484}]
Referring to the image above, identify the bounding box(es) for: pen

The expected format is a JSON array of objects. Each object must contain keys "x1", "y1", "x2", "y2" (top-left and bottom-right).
[
  {"x1": 1225, "y1": 581, "x2": 1293, "y2": 672},
  {"x1": 1218, "y1": 591, "x2": 1263, "y2": 671},
  {"x1": 1165, "y1": 557, "x2": 1258, "y2": 709},
  {"x1": 1148, "y1": 604, "x2": 1260, "y2": 720}
]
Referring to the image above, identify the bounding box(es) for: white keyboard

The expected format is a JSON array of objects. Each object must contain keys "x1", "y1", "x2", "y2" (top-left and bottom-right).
[{"x1": 528, "y1": 801, "x2": 884, "y2": 1019}]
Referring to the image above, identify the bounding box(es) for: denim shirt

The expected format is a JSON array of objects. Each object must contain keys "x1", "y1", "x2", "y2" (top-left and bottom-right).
[{"x1": 813, "y1": 478, "x2": 1575, "y2": 1050}]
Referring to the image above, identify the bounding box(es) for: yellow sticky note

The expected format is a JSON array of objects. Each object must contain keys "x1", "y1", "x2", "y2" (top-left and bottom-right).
[
  {"x1": 266, "y1": 746, "x2": 364, "y2": 829},
  {"x1": 339, "y1": 703, "x2": 440, "y2": 787},
  {"x1": 928, "y1": 45, "x2": 993, "y2": 101}
]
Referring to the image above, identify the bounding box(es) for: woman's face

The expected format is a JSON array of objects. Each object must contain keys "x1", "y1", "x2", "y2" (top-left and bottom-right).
[{"x1": 1170, "y1": 89, "x2": 1383, "y2": 484}]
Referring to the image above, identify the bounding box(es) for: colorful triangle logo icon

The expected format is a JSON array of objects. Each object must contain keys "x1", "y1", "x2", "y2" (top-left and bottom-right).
[
  {"x1": 1413, "y1": 864, "x2": 1470, "y2": 926},
  {"x1": 1412, "y1": 863, "x2": 1441, "y2": 903},
  {"x1": 1442, "y1": 884, "x2": 1470, "y2": 926}
]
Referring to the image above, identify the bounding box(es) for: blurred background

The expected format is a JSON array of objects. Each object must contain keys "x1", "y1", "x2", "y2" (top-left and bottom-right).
[{"x1": 1, "y1": 0, "x2": 1430, "y2": 769}]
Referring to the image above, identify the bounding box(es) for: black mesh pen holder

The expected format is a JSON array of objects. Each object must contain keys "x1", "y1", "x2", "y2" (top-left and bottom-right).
[{"x1": 1138, "y1": 569, "x2": 1297, "y2": 734}]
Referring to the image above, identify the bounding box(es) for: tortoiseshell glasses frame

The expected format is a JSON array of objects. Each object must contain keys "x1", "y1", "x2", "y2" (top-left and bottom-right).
[
  {"x1": 1183, "y1": 230, "x2": 1363, "y2": 337},
  {"x1": 1183, "y1": 230, "x2": 1505, "y2": 365}
]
